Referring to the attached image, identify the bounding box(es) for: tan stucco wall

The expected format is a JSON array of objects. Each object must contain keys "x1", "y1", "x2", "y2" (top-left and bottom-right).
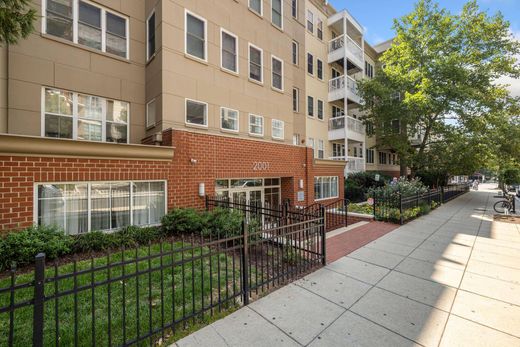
[{"x1": 5, "y1": 0, "x2": 147, "y2": 143}]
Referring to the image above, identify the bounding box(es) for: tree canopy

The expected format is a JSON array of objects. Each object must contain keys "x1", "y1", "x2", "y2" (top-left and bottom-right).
[
  {"x1": 358, "y1": 0, "x2": 520, "y2": 177},
  {"x1": 0, "y1": 0, "x2": 36, "y2": 46}
]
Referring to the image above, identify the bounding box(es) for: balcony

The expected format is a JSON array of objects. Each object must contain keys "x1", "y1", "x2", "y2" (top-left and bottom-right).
[
  {"x1": 328, "y1": 75, "x2": 362, "y2": 104},
  {"x1": 327, "y1": 35, "x2": 364, "y2": 69},
  {"x1": 328, "y1": 116, "x2": 365, "y2": 142},
  {"x1": 347, "y1": 156, "x2": 365, "y2": 173}
]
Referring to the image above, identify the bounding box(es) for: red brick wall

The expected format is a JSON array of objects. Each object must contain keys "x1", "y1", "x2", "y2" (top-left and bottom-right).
[
  {"x1": 167, "y1": 130, "x2": 344, "y2": 208},
  {"x1": 0, "y1": 129, "x2": 345, "y2": 231},
  {"x1": 0, "y1": 156, "x2": 171, "y2": 232}
]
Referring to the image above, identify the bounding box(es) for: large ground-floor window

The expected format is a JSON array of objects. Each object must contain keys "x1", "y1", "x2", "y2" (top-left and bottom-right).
[
  {"x1": 214, "y1": 178, "x2": 281, "y2": 206},
  {"x1": 36, "y1": 180, "x2": 166, "y2": 235},
  {"x1": 314, "y1": 176, "x2": 339, "y2": 200}
]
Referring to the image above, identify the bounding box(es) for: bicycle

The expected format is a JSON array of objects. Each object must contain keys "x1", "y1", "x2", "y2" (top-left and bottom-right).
[{"x1": 494, "y1": 190, "x2": 515, "y2": 214}]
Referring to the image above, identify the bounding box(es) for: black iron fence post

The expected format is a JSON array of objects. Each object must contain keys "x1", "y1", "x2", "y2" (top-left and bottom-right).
[
  {"x1": 33, "y1": 253, "x2": 45, "y2": 347},
  {"x1": 240, "y1": 220, "x2": 250, "y2": 305},
  {"x1": 373, "y1": 193, "x2": 376, "y2": 218},
  {"x1": 320, "y1": 206, "x2": 327, "y2": 265},
  {"x1": 441, "y1": 186, "x2": 444, "y2": 204},
  {"x1": 399, "y1": 192, "x2": 404, "y2": 225},
  {"x1": 344, "y1": 199, "x2": 348, "y2": 227},
  {"x1": 205, "y1": 195, "x2": 209, "y2": 210}
]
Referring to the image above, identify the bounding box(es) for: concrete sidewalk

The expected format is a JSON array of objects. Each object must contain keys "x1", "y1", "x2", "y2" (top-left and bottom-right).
[{"x1": 174, "y1": 184, "x2": 520, "y2": 346}]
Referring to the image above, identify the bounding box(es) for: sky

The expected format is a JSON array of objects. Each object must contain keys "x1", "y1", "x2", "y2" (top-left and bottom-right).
[
  {"x1": 328, "y1": 0, "x2": 520, "y2": 96},
  {"x1": 328, "y1": 0, "x2": 520, "y2": 46}
]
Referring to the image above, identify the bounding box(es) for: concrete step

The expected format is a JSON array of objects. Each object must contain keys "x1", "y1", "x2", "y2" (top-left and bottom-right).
[{"x1": 326, "y1": 221, "x2": 370, "y2": 239}]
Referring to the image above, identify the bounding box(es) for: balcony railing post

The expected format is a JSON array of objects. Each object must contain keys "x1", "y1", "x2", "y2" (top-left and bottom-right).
[{"x1": 33, "y1": 253, "x2": 45, "y2": 347}]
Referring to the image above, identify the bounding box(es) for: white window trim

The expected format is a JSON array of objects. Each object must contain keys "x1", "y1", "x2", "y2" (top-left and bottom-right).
[
  {"x1": 291, "y1": 0, "x2": 298, "y2": 19},
  {"x1": 270, "y1": 0, "x2": 283, "y2": 30},
  {"x1": 307, "y1": 52, "x2": 313, "y2": 75},
  {"x1": 146, "y1": 9, "x2": 156, "y2": 62},
  {"x1": 307, "y1": 95, "x2": 314, "y2": 117},
  {"x1": 307, "y1": 10, "x2": 314, "y2": 33},
  {"x1": 185, "y1": 98, "x2": 208, "y2": 128},
  {"x1": 220, "y1": 106, "x2": 240, "y2": 133},
  {"x1": 248, "y1": 0, "x2": 263, "y2": 16},
  {"x1": 42, "y1": 0, "x2": 130, "y2": 59},
  {"x1": 271, "y1": 54, "x2": 284, "y2": 92},
  {"x1": 248, "y1": 42, "x2": 264, "y2": 84},
  {"x1": 33, "y1": 180, "x2": 168, "y2": 233},
  {"x1": 317, "y1": 139, "x2": 324, "y2": 159},
  {"x1": 271, "y1": 119, "x2": 284, "y2": 140},
  {"x1": 317, "y1": 18, "x2": 323, "y2": 40},
  {"x1": 317, "y1": 99, "x2": 324, "y2": 120},
  {"x1": 248, "y1": 114, "x2": 264, "y2": 137},
  {"x1": 314, "y1": 176, "x2": 339, "y2": 201},
  {"x1": 41, "y1": 87, "x2": 130, "y2": 143},
  {"x1": 292, "y1": 87, "x2": 299, "y2": 112},
  {"x1": 184, "y1": 9, "x2": 208, "y2": 62},
  {"x1": 220, "y1": 27, "x2": 239, "y2": 74},
  {"x1": 317, "y1": 59, "x2": 323, "y2": 80},
  {"x1": 146, "y1": 98, "x2": 156, "y2": 128},
  {"x1": 292, "y1": 40, "x2": 299, "y2": 65}
]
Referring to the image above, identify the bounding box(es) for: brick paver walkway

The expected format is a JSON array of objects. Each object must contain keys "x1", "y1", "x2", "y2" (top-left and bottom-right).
[
  {"x1": 174, "y1": 184, "x2": 520, "y2": 346},
  {"x1": 326, "y1": 222, "x2": 399, "y2": 263}
]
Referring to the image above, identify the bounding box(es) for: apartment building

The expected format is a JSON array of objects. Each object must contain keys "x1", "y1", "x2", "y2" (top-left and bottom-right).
[{"x1": 0, "y1": 0, "x2": 346, "y2": 234}]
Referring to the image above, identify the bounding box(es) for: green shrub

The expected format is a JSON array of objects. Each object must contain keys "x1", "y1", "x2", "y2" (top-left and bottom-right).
[
  {"x1": 419, "y1": 203, "x2": 431, "y2": 215},
  {"x1": 161, "y1": 208, "x2": 209, "y2": 235},
  {"x1": 347, "y1": 203, "x2": 374, "y2": 215},
  {"x1": 0, "y1": 225, "x2": 73, "y2": 270},
  {"x1": 204, "y1": 208, "x2": 244, "y2": 238},
  {"x1": 345, "y1": 172, "x2": 390, "y2": 203},
  {"x1": 72, "y1": 231, "x2": 117, "y2": 253},
  {"x1": 115, "y1": 225, "x2": 163, "y2": 246}
]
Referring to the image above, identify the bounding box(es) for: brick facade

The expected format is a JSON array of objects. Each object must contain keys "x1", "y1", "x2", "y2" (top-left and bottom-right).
[{"x1": 0, "y1": 129, "x2": 345, "y2": 232}]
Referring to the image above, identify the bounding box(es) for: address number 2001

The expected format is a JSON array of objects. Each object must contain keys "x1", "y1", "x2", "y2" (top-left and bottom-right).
[{"x1": 253, "y1": 162, "x2": 270, "y2": 171}]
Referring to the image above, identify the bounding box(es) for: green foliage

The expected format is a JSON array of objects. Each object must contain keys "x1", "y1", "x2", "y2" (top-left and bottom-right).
[
  {"x1": 161, "y1": 208, "x2": 209, "y2": 235},
  {"x1": 345, "y1": 172, "x2": 389, "y2": 202},
  {"x1": 204, "y1": 208, "x2": 244, "y2": 238},
  {"x1": 500, "y1": 167, "x2": 520, "y2": 185},
  {"x1": 0, "y1": 0, "x2": 37, "y2": 45},
  {"x1": 347, "y1": 203, "x2": 374, "y2": 215},
  {"x1": 368, "y1": 177, "x2": 428, "y2": 199},
  {"x1": 0, "y1": 225, "x2": 72, "y2": 270},
  {"x1": 415, "y1": 169, "x2": 449, "y2": 188},
  {"x1": 358, "y1": 0, "x2": 520, "y2": 175},
  {"x1": 72, "y1": 231, "x2": 117, "y2": 253}
]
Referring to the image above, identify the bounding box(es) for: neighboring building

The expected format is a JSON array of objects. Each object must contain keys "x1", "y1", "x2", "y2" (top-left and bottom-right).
[{"x1": 0, "y1": 0, "x2": 346, "y2": 234}]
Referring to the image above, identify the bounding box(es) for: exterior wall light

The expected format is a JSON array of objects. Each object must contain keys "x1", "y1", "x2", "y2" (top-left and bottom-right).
[
  {"x1": 299, "y1": 179, "x2": 304, "y2": 189},
  {"x1": 198, "y1": 182, "x2": 205, "y2": 197}
]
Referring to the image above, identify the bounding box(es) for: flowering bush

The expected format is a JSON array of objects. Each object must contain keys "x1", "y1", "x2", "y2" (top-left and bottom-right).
[{"x1": 368, "y1": 177, "x2": 428, "y2": 199}]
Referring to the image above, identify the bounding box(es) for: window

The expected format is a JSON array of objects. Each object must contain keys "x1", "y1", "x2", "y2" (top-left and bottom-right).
[
  {"x1": 378, "y1": 151, "x2": 388, "y2": 165},
  {"x1": 221, "y1": 29, "x2": 238, "y2": 73},
  {"x1": 37, "y1": 181, "x2": 166, "y2": 235},
  {"x1": 307, "y1": 53, "x2": 313, "y2": 74},
  {"x1": 185, "y1": 99, "x2": 207, "y2": 126},
  {"x1": 249, "y1": 114, "x2": 264, "y2": 136},
  {"x1": 366, "y1": 149, "x2": 374, "y2": 164},
  {"x1": 185, "y1": 10, "x2": 207, "y2": 61},
  {"x1": 272, "y1": 119, "x2": 284, "y2": 139},
  {"x1": 44, "y1": 0, "x2": 128, "y2": 58},
  {"x1": 146, "y1": 10, "x2": 156, "y2": 60},
  {"x1": 391, "y1": 119, "x2": 400, "y2": 133},
  {"x1": 314, "y1": 176, "x2": 339, "y2": 200},
  {"x1": 317, "y1": 18, "x2": 323, "y2": 40},
  {"x1": 43, "y1": 87, "x2": 128, "y2": 143},
  {"x1": 292, "y1": 41, "x2": 299, "y2": 65},
  {"x1": 292, "y1": 88, "x2": 299, "y2": 112},
  {"x1": 332, "y1": 105, "x2": 344, "y2": 118},
  {"x1": 146, "y1": 99, "x2": 156, "y2": 128},
  {"x1": 317, "y1": 59, "x2": 323, "y2": 80},
  {"x1": 366, "y1": 121, "x2": 374, "y2": 136},
  {"x1": 333, "y1": 143, "x2": 345, "y2": 158},
  {"x1": 293, "y1": 133, "x2": 300, "y2": 145},
  {"x1": 221, "y1": 107, "x2": 239, "y2": 132},
  {"x1": 306, "y1": 10, "x2": 313, "y2": 33},
  {"x1": 332, "y1": 68, "x2": 340, "y2": 78},
  {"x1": 307, "y1": 96, "x2": 314, "y2": 117},
  {"x1": 271, "y1": 0, "x2": 283, "y2": 29},
  {"x1": 249, "y1": 0, "x2": 262, "y2": 15},
  {"x1": 249, "y1": 44, "x2": 263, "y2": 83},
  {"x1": 291, "y1": 0, "x2": 298, "y2": 18},
  {"x1": 317, "y1": 140, "x2": 324, "y2": 159},
  {"x1": 317, "y1": 99, "x2": 323, "y2": 120},
  {"x1": 271, "y1": 55, "x2": 284, "y2": 91},
  {"x1": 365, "y1": 61, "x2": 374, "y2": 78}
]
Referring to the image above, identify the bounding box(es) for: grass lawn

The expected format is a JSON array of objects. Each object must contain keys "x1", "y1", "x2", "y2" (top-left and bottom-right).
[{"x1": 0, "y1": 240, "x2": 241, "y2": 346}]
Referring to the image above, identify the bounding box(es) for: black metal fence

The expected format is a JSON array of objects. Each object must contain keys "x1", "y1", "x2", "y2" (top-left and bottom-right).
[
  {"x1": 0, "y1": 218, "x2": 325, "y2": 346},
  {"x1": 374, "y1": 183, "x2": 470, "y2": 224}
]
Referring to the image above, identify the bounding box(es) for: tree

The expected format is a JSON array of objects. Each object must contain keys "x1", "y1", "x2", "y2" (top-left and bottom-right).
[
  {"x1": 358, "y1": 0, "x2": 520, "y2": 177},
  {"x1": 0, "y1": 0, "x2": 36, "y2": 45}
]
